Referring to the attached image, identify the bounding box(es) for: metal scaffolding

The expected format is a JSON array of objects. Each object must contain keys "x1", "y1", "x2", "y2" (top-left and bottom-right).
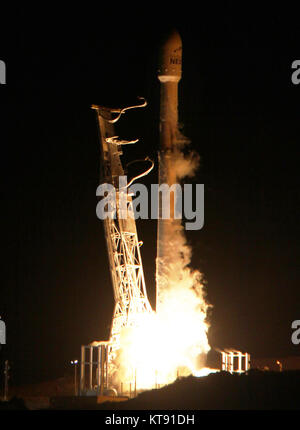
[
  {"x1": 80, "y1": 343, "x2": 110, "y2": 395},
  {"x1": 220, "y1": 349, "x2": 251, "y2": 374},
  {"x1": 80, "y1": 99, "x2": 153, "y2": 395}
]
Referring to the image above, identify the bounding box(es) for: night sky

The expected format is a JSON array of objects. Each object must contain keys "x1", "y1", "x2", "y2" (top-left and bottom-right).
[{"x1": 1, "y1": 8, "x2": 300, "y2": 385}]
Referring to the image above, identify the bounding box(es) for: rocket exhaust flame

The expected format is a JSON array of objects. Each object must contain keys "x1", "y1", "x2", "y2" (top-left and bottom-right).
[{"x1": 110, "y1": 225, "x2": 211, "y2": 391}]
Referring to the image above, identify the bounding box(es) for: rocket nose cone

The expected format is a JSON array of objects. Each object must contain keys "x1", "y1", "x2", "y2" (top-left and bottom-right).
[
  {"x1": 158, "y1": 29, "x2": 182, "y2": 81},
  {"x1": 161, "y1": 28, "x2": 182, "y2": 52}
]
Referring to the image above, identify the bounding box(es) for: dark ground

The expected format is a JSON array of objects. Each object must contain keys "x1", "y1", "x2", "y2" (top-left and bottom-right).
[{"x1": 1, "y1": 370, "x2": 299, "y2": 410}]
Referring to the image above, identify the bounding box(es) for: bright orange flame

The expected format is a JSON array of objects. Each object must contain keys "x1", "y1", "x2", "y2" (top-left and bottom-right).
[{"x1": 112, "y1": 255, "x2": 210, "y2": 390}]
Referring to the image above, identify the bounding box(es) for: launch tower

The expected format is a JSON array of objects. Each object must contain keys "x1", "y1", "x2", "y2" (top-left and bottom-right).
[{"x1": 80, "y1": 98, "x2": 153, "y2": 395}]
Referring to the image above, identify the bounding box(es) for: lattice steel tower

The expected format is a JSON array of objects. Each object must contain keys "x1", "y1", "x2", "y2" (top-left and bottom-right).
[
  {"x1": 80, "y1": 98, "x2": 153, "y2": 394},
  {"x1": 94, "y1": 97, "x2": 153, "y2": 347}
]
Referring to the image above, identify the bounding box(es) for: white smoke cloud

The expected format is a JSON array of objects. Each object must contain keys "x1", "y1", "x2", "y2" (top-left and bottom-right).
[{"x1": 170, "y1": 150, "x2": 200, "y2": 180}]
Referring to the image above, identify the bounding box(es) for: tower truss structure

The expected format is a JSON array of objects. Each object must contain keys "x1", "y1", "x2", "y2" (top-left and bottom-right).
[{"x1": 80, "y1": 98, "x2": 153, "y2": 394}]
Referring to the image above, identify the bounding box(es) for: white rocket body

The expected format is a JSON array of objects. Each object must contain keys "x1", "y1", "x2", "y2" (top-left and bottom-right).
[{"x1": 156, "y1": 30, "x2": 183, "y2": 311}]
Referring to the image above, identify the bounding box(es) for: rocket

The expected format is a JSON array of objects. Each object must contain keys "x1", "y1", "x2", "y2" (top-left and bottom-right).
[{"x1": 156, "y1": 29, "x2": 183, "y2": 311}]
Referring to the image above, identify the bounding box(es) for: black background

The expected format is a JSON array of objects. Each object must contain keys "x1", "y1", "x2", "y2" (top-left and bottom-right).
[{"x1": 0, "y1": 6, "x2": 299, "y2": 385}]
